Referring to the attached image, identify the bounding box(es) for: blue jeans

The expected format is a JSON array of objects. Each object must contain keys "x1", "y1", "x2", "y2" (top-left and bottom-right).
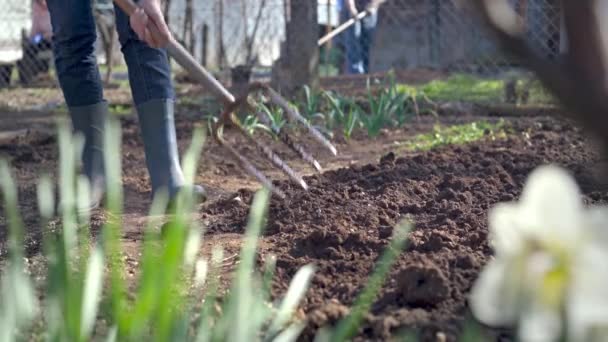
[
  {"x1": 46, "y1": 0, "x2": 174, "y2": 107},
  {"x1": 340, "y1": 9, "x2": 377, "y2": 74}
]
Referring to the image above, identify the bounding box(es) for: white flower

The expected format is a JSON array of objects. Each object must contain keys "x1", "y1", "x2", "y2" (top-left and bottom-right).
[{"x1": 469, "y1": 165, "x2": 608, "y2": 342}]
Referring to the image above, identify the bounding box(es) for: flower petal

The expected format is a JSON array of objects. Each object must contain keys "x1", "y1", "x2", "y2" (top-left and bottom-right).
[
  {"x1": 584, "y1": 207, "x2": 608, "y2": 244},
  {"x1": 518, "y1": 303, "x2": 562, "y2": 342},
  {"x1": 469, "y1": 258, "x2": 519, "y2": 326},
  {"x1": 568, "y1": 243, "x2": 608, "y2": 341},
  {"x1": 518, "y1": 165, "x2": 584, "y2": 243},
  {"x1": 488, "y1": 203, "x2": 525, "y2": 256}
]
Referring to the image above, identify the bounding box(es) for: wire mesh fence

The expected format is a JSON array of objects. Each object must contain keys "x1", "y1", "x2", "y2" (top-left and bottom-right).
[{"x1": 0, "y1": 0, "x2": 563, "y2": 106}]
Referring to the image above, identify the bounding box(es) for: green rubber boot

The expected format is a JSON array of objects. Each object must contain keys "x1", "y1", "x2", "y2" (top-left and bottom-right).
[
  {"x1": 136, "y1": 99, "x2": 207, "y2": 204},
  {"x1": 69, "y1": 101, "x2": 108, "y2": 210}
]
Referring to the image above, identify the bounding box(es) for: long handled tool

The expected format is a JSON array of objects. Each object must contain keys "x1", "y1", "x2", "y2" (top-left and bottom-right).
[
  {"x1": 319, "y1": 10, "x2": 368, "y2": 47},
  {"x1": 318, "y1": 0, "x2": 386, "y2": 47},
  {"x1": 113, "y1": 0, "x2": 337, "y2": 199}
]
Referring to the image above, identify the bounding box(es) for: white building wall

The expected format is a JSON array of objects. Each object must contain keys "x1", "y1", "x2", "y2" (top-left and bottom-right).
[{"x1": 168, "y1": 0, "x2": 338, "y2": 69}]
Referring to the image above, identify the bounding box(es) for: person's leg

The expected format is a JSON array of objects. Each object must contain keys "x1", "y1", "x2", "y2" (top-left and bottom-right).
[
  {"x1": 361, "y1": 10, "x2": 378, "y2": 74},
  {"x1": 114, "y1": 3, "x2": 205, "y2": 202},
  {"x1": 47, "y1": 0, "x2": 107, "y2": 208},
  {"x1": 359, "y1": 30, "x2": 370, "y2": 74},
  {"x1": 337, "y1": 9, "x2": 349, "y2": 74},
  {"x1": 342, "y1": 10, "x2": 364, "y2": 74}
]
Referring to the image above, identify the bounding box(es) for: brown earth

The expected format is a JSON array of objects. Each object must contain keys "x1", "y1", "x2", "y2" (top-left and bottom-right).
[
  {"x1": 205, "y1": 117, "x2": 606, "y2": 340},
  {"x1": 0, "y1": 105, "x2": 605, "y2": 341}
]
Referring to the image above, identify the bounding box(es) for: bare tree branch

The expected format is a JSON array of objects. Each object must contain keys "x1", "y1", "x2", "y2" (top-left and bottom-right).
[
  {"x1": 468, "y1": 0, "x2": 608, "y2": 150},
  {"x1": 244, "y1": 0, "x2": 268, "y2": 66}
]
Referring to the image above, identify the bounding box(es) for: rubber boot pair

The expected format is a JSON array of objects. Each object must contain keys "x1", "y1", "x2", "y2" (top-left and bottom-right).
[{"x1": 69, "y1": 99, "x2": 206, "y2": 211}]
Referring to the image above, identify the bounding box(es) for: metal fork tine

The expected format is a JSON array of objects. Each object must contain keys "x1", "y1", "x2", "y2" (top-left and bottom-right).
[
  {"x1": 252, "y1": 83, "x2": 338, "y2": 156},
  {"x1": 247, "y1": 98, "x2": 323, "y2": 172},
  {"x1": 229, "y1": 114, "x2": 309, "y2": 191},
  {"x1": 211, "y1": 81, "x2": 339, "y2": 197},
  {"x1": 214, "y1": 133, "x2": 287, "y2": 199}
]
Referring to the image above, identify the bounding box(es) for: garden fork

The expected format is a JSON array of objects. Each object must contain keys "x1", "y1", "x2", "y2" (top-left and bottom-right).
[{"x1": 114, "y1": 0, "x2": 338, "y2": 199}]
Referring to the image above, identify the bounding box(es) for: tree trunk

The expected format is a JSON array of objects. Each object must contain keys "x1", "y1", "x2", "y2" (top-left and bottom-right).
[
  {"x1": 217, "y1": 0, "x2": 226, "y2": 68},
  {"x1": 163, "y1": 0, "x2": 171, "y2": 27},
  {"x1": 182, "y1": 0, "x2": 194, "y2": 54},
  {"x1": 93, "y1": 9, "x2": 115, "y2": 85},
  {"x1": 271, "y1": 0, "x2": 319, "y2": 97},
  {"x1": 105, "y1": 29, "x2": 116, "y2": 84},
  {"x1": 201, "y1": 24, "x2": 208, "y2": 66}
]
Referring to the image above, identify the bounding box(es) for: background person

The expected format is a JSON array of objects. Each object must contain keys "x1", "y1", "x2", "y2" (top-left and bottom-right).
[{"x1": 340, "y1": 0, "x2": 379, "y2": 74}]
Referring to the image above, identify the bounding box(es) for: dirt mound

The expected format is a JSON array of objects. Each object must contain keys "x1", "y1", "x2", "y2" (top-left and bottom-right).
[
  {"x1": 206, "y1": 117, "x2": 607, "y2": 340},
  {"x1": 1, "y1": 107, "x2": 606, "y2": 340}
]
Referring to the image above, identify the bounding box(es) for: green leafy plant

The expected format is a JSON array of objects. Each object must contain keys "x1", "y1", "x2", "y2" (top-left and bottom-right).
[
  {"x1": 241, "y1": 114, "x2": 269, "y2": 136},
  {"x1": 257, "y1": 103, "x2": 287, "y2": 134},
  {"x1": 302, "y1": 85, "x2": 323, "y2": 119},
  {"x1": 384, "y1": 73, "x2": 416, "y2": 127},
  {"x1": 394, "y1": 73, "x2": 555, "y2": 105},
  {"x1": 418, "y1": 74, "x2": 505, "y2": 103},
  {"x1": 360, "y1": 74, "x2": 413, "y2": 137},
  {"x1": 323, "y1": 90, "x2": 360, "y2": 140},
  {"x1": 342, "y1": 106, "x2": 359, "y2": 141},
  {"x1": 404, "y1": 120, "x2": 506, "y2": 151}
]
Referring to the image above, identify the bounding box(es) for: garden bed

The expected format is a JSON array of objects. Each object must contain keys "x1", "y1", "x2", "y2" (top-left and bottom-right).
[
  {"x1": 205, "y1": 116, "x2": 604, "y2": 340},
  {"x1": 0, "y1": 101, "x2": 608, "y2": 341}
]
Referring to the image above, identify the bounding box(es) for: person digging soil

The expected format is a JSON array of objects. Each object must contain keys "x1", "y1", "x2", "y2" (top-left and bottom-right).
[{"x1": 45, "y1": 0, "x2": 205, "y2": 210}]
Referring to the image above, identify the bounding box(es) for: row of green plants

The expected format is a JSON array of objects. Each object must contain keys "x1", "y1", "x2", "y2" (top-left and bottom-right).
[
  {"x1": 403, "y1": 120, "x2": 507, "y2": 151},
  {"x1": 0, "y1": 118, "x2": 416, "y2": 341},
  {"x1": 235, "y1": 74, "x2": 437, "y2": 141},
  {"x1": 224, "y1": 73, "x2": 554, "y2": 143}
]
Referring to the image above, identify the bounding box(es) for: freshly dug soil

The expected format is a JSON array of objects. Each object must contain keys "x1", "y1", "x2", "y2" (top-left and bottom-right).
[
  {"x1": 1, "y1": 106, "x2": 606, "y2": 341},
  {"x1": 207, "y1": 117, "x2": 607, "y2": 341}
]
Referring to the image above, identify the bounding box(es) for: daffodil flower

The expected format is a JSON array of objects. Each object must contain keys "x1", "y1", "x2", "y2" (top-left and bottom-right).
[{"x1": 469, "y1": 165, "x2": 608, "y2": 342}]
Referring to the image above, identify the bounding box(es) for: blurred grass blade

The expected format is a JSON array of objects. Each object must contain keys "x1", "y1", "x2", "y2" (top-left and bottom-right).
[
  {"x1": 313, "y1": 327, "x2": 332, "y2": 342},
  {"x1": 0, "y1": 268, "x2": 37, "y2": 341},
  {"x1": 458, "y1": 316, "x2": 484, "y2": 342},
  {"x1": 0, "y1": 161, "x2": 25, "y2": 261},
  {"x1": 103, "y1": 116, "x2": 123, "y2": 214},
  {"x1": 195, "y1": 247, "x2": 224, "y2": 342},
  {"x1": 0, "y1": 160, "x2": 37, "y2": 336},
  {"x1": 272, "y1": 322, "x2": 307, "y2": 342},
  {"x1": 229, "y1": 188, "x2": 270, "y2": 342},
  {"x1": 56, "y1": 122, "x2": 85, "y2": 342},
  {"x1": 128, "y1": 190, "x2": 169, "y2": 338},
  {"x1": 181, "y1": 126, "x2": 206, "y2": 186},
  {"x1": 196, "y1": 247, "x2": 224, "y2": 342},
  {"x1": 174, "y1": 125, "x2": 205, "y2": 221},
  {"x1": 261, "y1": 254, "x2": 277, "y2": 303},
  {"x1": 76, "y1": 175, "x2": 92, "y2": 265},
  {"x1": 37, "y1": 174, "x2": 55, "y2": 222},
  {"x1": 57, "y1": 119, "x2": 78, "y2": 258},
  {"x1": 239, "y1": 188, "x2": 270, "y2": 276},
  {"x1": 76, "y1": 175, "x2": 91, "y2": 225},
  {"x1": 268, "y1": 264, "x2": 315, "y2": 337},
  {"x1": 80, "y1": 247, "x2": 104, "y2": 340},
  {"x1": 331, "y1": 221, "x2": 412, "y2": 341},
  {"x1": 184, "y1": 224, "x2": 202, "y2": 268},
  {"x1": 194, "y1": 258, "x2": 208, "y2": 288},
  {"x1": 153, "y1": 219, "x2": 189, "y2": 340},
  {"x1": 106, "y1": 326, "x2": 118, "y2": 342},
  {"x1": 101, "y1": 116, "x2": 127, "y2": 332},
  {"x1": 37, "y1": 174, "x2": 55, "y2": 258}
]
